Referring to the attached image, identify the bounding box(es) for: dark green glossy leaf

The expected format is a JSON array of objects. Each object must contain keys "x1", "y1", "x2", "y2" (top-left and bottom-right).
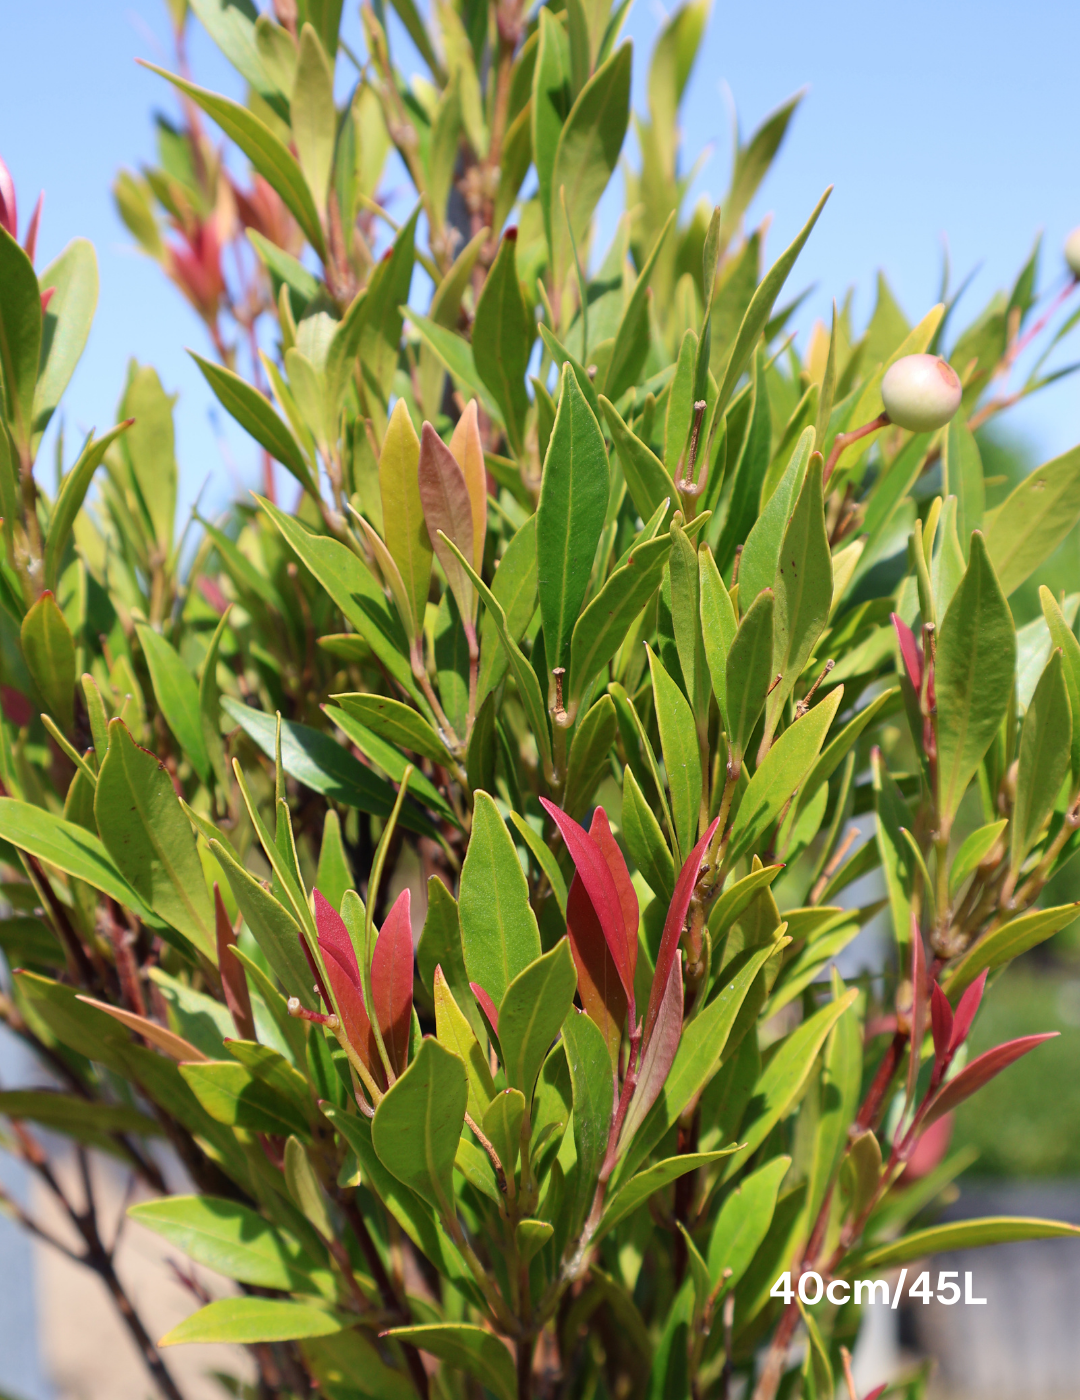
[
  {"x1": 459, "y1": 792, "x2": 542, "y2": 1007},
  {"x1": 499, "y1": 939, "x2": 577, "y2": 1101},
  {"x1": 472, "y1": 231, "x2": 533, "y2": 455},
  {"x1": 136, "y1": 624, "x2": 211, "y2": 786},
  {"x1": 647, "y1": 644, "x2": 701, "y2": 859},
  {"x1": 371, "y1": 1036, "x2": 468, "y2": 1213}
]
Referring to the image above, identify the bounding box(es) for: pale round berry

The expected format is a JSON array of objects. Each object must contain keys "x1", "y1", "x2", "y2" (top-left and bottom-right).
[
  {"x1": 1065, "y1": 228, "x2": 1080, "y2": 278},
  {"x1": 881, "y1": 353, "x2": 962, "y2": 433}
]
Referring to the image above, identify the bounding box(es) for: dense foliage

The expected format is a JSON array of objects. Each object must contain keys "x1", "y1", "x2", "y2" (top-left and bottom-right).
[{"x1": 2, "y1": 1, "x2": 1080, "y2": 1398}]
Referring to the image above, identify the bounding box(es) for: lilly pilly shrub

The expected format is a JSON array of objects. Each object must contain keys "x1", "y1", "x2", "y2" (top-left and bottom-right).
[{"x1": 4, "y1": 3, "x2": 1080, "y2": 1399}]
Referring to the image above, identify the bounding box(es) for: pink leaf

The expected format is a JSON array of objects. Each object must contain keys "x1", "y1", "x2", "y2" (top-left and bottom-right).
[
  {"x1": 540, "y1": 798, "x2": 635, "y2": 1016},
  {"x1": 891, "y1": 612, "x2": 922, "y2": 692},
  {"x1": 930, "y1": 981, "x2": 953, "y2": 1069},
  {"x1": 314, "y1": 888, "x2": 359, "y2": 986},
  {"x1": 922, "y1": 1033, "x2": 1059, "y2": 1131},
  {"x1": 864, "y1": 1387, "x2": 888, "y2": 1400},
  {"x1": 372, "y1": 888, "x2": 414, "y2": 1076},
  {"x1": 418, "y1": 421, "x2": 475, "y2": 626},
  {"x1": 470, "y1": 981, "x2": 500, "y2": 1038},
  {"x1": 643, "y1": 817, "x2": 720, "y2": 1050},
  {"x1": 949, "y1": 969, "x2": 988, "y2": 1054},
  {"x1": 617, "y1": 952, "x2": 683, "y2": 1156},
  {"x1": 0, "y1": 156, "x2": 16, "y2": 238},
  {"x1": 214, "y1": 884, "x2": 255, "y2": 1042},
  {"x1": 39, "y1": 287, "x2": 54, "y2": 313},
  {"x1": 448, "y1": 399, "x2": 487, "y2": 572}
]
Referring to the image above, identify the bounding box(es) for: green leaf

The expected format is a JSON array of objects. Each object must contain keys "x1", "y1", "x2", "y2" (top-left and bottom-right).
[
  {"x1": 20, "y1": 590, "x2": 75, "y2": 731},
  {"x1": 332, "y1": 693, "x2": 451, "y2": 768},
  {"x1": 985, "y1": 446, "x2": 1080, "y2": 596},
  {"x1": 647, "y1": 644, "x2": 701, "y2": 858},
  {"x1": 482, "y1": 1088, "x2": 524, "y2": 1182},
  {"x1": 136, "y1": 624, "x2": 211, "y2": 786},
  {"x1": 434, "y1": 967, "x2": 494, "y2": 1123},
  {"x1": 724, "y1": 587, "x2": 774, "y2": 768},
  {"x1": 371, "y1": 1036, "x2": 467, "y2": 1213},
  {"x1": 0, "y1": 1090, "x2": 162, "y2": 1150},
  {"x1": 472, "y1": 231, "x2": 533, "y2": 456},
  {"x1": 618, "y1": 940, "x2": 781, "y2": 1180},
  {"x1": 292, "y1": 24, "x2": 336, "y2": 213},
  {"x1": 190, "y1": 352, "x2": 314, "y2": 493},
  {"x1": 763, "y1": 452, "x2": 832, "y2": 748},
  {"x1": 846, "y1": 1217, "x2": 1080, "y2": 1274},
  {"x1": 509, "y1": 812, "x2": 569, "y2": 918},
  {"x1": 223, "y1": 700, "x2": 433, "y2": 838},
  {"x1": 549, "y1": 43, "x2": 632, "y2": 292},
  {"x1": 597, "y1": 1152, "x2": 733, "y2": 1242},
  {"x1": 1039, "y1": 586, "x2": 1080, "y2": 787},
  {"x1": 669, "y1": 520, "x2": 709, "y2": 722},
  {"x1": 407, "y1": 310, "x2": 497, "y2": 418},
  {"x1": 261, "y1": 497, "x2": 423, "y2": 705},
  {"x1": 209, "y1": 837, "x2": 314, "y2": 1007},
  {"x1": 532, "y1": 9, "x2": 573, "y2": 258},
  {"x1": 599, "y1": 395, "x2": 672, "y2": 524},
  {"x1": 714, "y1": 188, "x2": 831, "y2": 421},
  {"x1": 459, "y1": 792, "x2": 542, "y2": 1007},
  {"x1": 199, "y1": 606, "x2": 231, "y2": 794},
  {"x1": 477, "y1": 516, "x2": 537, "y2": 702},
  {"x1": 499, "y1": 939, "x2": 577, "y2": 1100},
  {"x1": 34, "y1": 238, "x2": 99, "y2": 452},
  {"x1": 377, "y1": 398, "x2": 430, "y2": 633},
  {"x1": 326, "y1": 705, "x2": 459, "y2": 828},
  {"x1": 727, "y1": 686, "x2": 844, "y2": 866},
  {"x1": 949, "y1": 819, "x2": 1008, "y2": 899},
  {"x1": 536, "y1": 364, "x2": 610, "y2": 677},
  {"x1": 942, "y1": 903, "x2": 1080, "y2": 1000},
  {"x1": 179, "y1": 1060, "x2": 310, "y2": 1137},
  {"x1": 936, "y1": 532, "x2": 1016, "y2": 828},
  {"x1": 129, "y1": 1196, "x2": 327, "y2": 1292},
  {"x1": 699, "y1": 544, "x2": 738, "y2": 728},
  {"x1": 440, "y1": 535, "x2": 554, "y2": 778},
  {"x1": 739, "y1": 427, "x2": 814, "y2": 604},
  {"x1": 1010, "y1": 649, "x2": 1071, "y2": 880},
  {"x1": 141, "y1": 63, "x2": 328, "y2": 260},
  {"x1": 603, "y1": 213, "x2": 674, "y2": 401},
  {"x1": 0, "y1": 227, "x2": 41, "y2": 454},
  {"x1": 44, "y1": 421, "x2": 132, "y2": 591},
  {"x1": 563, "y1": 694, "x2": 618, "y2": 820},
  {"x1": 706, "y1": 1155, "x2": 788, "y2": 1290},
  {"x1": 562, "y1": 1007, "x2": 614, "y2": 1232},
  {"x1": 720, "y1": 93, "x2": 803, "y2": 245},
  {"x1": 95, "y1": 719, "x2": 216, "y2": 959},
  {"x1": 872, "y1": 749, "x2": 915, "y2": 952},
  {"x1": 621, "y1": 765, "x2": 675, "y2": 903},
  {"x1": 384, "y1": 1325, "x2": 515, "y2": 1400},
  {"x1": 119, "y1": 363, "x2": 177, "y2": 549},
  {"x1": 190, "y1": 0, "x2": 289, "y2": 107},
  {"x1": 352, "y1": 207, "x2": 419, "y2": 411},
  {"x1": 0, "y1": 798, "x2": 151, "y2": 917},
  {"x1": 160, "y1": 1298, "x2": 344, "y2": 1347},
  {"x1": 722, "y1": 989, "x2": 856, "y2": 1180}
]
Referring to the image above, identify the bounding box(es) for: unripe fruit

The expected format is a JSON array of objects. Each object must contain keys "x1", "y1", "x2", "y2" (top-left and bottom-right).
[
  {"x1": 1065, "y1": 228, "x2": 1080, "y2": 278},
  {"x1": 881, "y1": 353, "x2": 962, "y2": 433}
]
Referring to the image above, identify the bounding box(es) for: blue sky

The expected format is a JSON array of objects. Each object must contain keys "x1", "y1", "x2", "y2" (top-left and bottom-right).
[{"x1": 2, "y1": 0, "x2": 1078, "y2": 522}]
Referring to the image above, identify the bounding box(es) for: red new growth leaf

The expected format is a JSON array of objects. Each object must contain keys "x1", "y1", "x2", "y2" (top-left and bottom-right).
[
  {"x1": 949, "y1": 969, "x2": 988, "y2": 1054},
  {"x1": 470, "y1": 981, "x2": 500, "y2": 1038},
  {"x1": 929, "y1": 981, "x2": 953, "y2": 1070},
  {"x1": 322, "y1": 947, "x2": 383, "y2": 1087},
  {"x1": 314, "y1": 887, "x2": 383, "y2": 1085},
  {"x1": 214, "y1": 884, "x2": 256, "y2": 1042},
  {"x1": 567, "y1": 866, "x2": 628, "y2": 1069},
  {"x1": 921, "y1": 1033, "x2": 1059, "y2": 1132},
  {"x1": 906, "y1": 913, "x2": 928, "y2": 1108},
  {"x1": 891, "y1": 612, "x2": 922, "y2": 692},
  {"x1": 643, "y1": 817, "x2": 721, "y2": 1050},
  {"x1": 540, "y1": 798, "x2": 636, "y2": 1018},
  {"x1": 617, "y1": 953, "x2": 683, "y2": 1157},
  {"x1": 865, "y1": 1387, "x2": 888, "y2": 1400},
  {"x1": 314, "y1": 889, "x2": 357, "y2": 982},
  {"x1": 371, "y1": 888, "x2": 414, "y2": 1076},
  {"x1": 590, "y1": 808, "x2": 638, "y2": 985},
  {"x1": 23, "y1": 191, "x2": 43, "y2": 263}
]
